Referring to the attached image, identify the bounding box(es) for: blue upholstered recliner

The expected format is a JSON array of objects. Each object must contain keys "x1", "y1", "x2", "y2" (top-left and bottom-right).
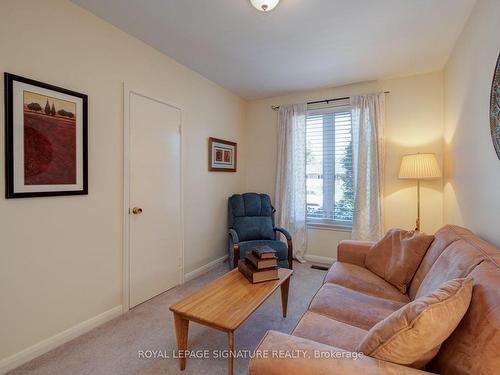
[{"x1": 228, "y1": 193, "x2": 293, "y2": 269}]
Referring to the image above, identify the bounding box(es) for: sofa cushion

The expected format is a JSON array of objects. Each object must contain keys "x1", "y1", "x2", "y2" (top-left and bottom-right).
[
  {"x1": 309, "y1": 283, "x2": 406, "y2": 330},
  {"x1": 365, "y1": 228, "x2": 434, "y2": 294},
  {"x1": 415, "y1": 239, "x2": 485, "y2": 299},
  {"x1": 250, "y1": 330, "x2": 431, "y2": 375},
  {"x1": 408, "y1": 225, "x2": 473, "y2": 300},
  {"x1": 292, "y1": 311, "x2": 367, "y2": 351},
  {"x1": 324, "y1": 262, "x2": 410, "y2": 303},
  {"x1": 357, "y1": 278, "x2": 473, "y2": 368},
  {"x1": 460, "y1": 231, "x2": 500, "y2": 259},
  {"x1": 429, "y1": 261, "x2": 500, "y2": 375}
]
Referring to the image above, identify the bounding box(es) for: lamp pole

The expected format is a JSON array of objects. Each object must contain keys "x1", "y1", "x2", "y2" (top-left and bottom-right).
[{"x1": 416, "y1": 179, "x2": 421, "y2": 232}]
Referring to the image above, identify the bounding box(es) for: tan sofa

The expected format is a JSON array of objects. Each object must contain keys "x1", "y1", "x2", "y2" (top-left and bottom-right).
[{"x1": 249, "y1": 225, "x2": 500, "y2": 375}]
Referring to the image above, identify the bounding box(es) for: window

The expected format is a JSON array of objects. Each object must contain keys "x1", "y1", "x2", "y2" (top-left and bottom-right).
[{"x1": 306, "y1": 103, "x2": 354, "y2": 226}]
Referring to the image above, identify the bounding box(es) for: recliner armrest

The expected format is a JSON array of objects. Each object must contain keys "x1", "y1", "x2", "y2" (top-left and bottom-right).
[
  {"x1": 337, "y1": 240, "x2": 374, "y2": 267},
  {"x1": 228, "y1": 228, "x2": 239, "y2": 244},
  {"x1": 249, "y1": 331, "x2": 431, "y2": 375},
  {"x1": 274, "y1": 227, "x2": 292, "y2": 241}
]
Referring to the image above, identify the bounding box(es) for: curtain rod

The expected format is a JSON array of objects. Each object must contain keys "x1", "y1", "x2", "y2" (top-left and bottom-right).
[{"x1": 271, "y1": 91, "x2": 390, "y2": 111}]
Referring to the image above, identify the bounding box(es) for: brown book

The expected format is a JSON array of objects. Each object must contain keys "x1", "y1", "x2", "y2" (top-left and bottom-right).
[
  {"x1": 252, "y1": 246, "x2": 277, "y2": 259},
  {"x1": 238, "y1": 260, "x2": 279, "y2": 283},
  {"x1": 246, "y1": 252, "x2": 277, "y2": 270}
]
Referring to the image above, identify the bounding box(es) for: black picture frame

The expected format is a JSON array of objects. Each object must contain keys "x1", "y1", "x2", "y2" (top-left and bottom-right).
[{"x1": 4, "y1": 73, "x2": 88, "y2": 198}]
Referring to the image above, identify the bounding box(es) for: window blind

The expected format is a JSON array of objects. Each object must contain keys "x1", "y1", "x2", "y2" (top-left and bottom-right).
[{"x1": 306, "y1": 104, "x2": 354, "y2": 225}]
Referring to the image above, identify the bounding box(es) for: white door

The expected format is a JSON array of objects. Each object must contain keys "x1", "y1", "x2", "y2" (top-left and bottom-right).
[{"x1": 129, "y1": 91, "x2": 181, "y2": 308}]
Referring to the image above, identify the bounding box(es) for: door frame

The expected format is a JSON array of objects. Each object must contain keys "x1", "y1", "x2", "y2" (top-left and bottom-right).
[{"x1": 122, "y1": 84, "x2": 185, "y2": 312}]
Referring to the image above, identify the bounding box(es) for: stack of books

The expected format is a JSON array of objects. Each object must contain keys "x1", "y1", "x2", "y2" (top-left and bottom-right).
[{"x1": 238, "y1": 245, "x2": 279, "y2": 283}]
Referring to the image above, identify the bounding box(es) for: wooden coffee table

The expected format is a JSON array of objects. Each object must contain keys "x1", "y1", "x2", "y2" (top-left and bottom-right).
[{"x1": 169, "y1": 267, "x2": 293, "y2": 375}]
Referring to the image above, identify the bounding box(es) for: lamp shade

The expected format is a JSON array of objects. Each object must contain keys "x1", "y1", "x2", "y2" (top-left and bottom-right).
[{"x1": 398, "y1": 153, "x2": 441, "y2": 179}]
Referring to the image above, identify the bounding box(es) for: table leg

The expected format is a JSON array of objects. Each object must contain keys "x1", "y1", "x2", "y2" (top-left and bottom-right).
[
  {"x1": 173, "y1": 313, "x2": 189, "y2": 371},
  {"x1": 280, "y1": 277, "x2": 290, "y2": 318},
  {"x1": 228, "y1": 331, "x2": 234, "y2": 375}
]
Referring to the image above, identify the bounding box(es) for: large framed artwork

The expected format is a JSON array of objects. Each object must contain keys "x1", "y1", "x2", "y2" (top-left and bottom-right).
[
  {"x1": 208, "y1": 137, "x2": 237, "y2": 172},
  {"x1": 4, "y1": 73, "x2": 88, "y2": 198}
]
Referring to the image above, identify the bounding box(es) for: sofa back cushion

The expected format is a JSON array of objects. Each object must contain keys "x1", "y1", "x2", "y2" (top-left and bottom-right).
[
  {"x1": 408, "y1": 225, "x2": 473, "y2": 299},
  {"x1": 410, "y1": 226, "x2": 500, "y2": 375},
  {"x1": 357, "y1": 278, "x2": 473, "y2": 369},
  {"x1": 429, "y1": 260, "x2": 500, "y2": 375},
  {"x1": 365, "y1": 228, "x2": 434, "y2": 294},
  {"x1": 414, "y1": 239, "x2": 485, "y2": 299}
]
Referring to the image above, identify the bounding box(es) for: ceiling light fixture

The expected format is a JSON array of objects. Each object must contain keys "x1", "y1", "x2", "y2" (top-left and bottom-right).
[{"x1": 250, "y1": 0, "x2": 280, "y2": 12}]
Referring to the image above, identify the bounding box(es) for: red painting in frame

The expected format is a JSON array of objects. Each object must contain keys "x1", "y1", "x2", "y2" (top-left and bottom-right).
[
  {"x1": 208, "y1": 137, "x2": 237, "y2": 172},
  {"x1": 4, "y1": 73, "x2": 88, "y2": 198}
]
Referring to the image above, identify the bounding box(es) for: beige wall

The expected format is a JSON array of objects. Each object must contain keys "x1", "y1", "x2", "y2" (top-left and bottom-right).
[
  {"x1": 443, "y1": 0, "x2": 500, "y2": 246},
  {"x1": 3, "y1": 0, "x2": 497, "y2": 369},
  {"x1": 245, "y1": 72, "x2": 444, "y2": 259},
  {"x1": 0, "y1": 0, "x2": 246, "y2": 363}
]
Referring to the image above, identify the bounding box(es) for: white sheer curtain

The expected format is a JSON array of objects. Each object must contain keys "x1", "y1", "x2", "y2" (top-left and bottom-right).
[
  {"x1": 350, "y1": 93, "x2": 386, "y2": 241},
  {"x1": 275, "y1": 103, "x2": 307, "y2": 262}
]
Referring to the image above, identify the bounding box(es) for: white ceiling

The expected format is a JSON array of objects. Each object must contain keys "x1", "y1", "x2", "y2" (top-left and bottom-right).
[{"x1": 71, "y1": 0, "x2": 476, "y2": 99}]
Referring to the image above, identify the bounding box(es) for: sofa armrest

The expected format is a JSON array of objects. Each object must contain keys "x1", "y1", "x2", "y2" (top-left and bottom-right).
[
  {"x1": 337, "y1": 240, "x2": 374, "y2": 267},
  {"x1": 249, "y1": 331, "x2": 431, "y2": 375}
]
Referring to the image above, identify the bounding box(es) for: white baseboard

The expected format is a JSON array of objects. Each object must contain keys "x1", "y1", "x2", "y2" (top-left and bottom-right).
[
  {"x1": 304, "y1": 254, "x2": 336, "y2": 265},
  {"x1": 0, "y1": 305, "x2": 122, "y2": 374},
  {"x1": 184, "y1": 255, "x2": 228, "y2": 282}
]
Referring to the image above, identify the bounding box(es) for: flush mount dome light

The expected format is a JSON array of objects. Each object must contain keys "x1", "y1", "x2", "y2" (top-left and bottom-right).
[{"x1": 250, "y1": 0, "x2": 280, "y2": 12}]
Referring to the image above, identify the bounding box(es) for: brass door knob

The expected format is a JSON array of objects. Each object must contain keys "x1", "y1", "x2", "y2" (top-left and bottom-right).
[{"x1": 132, "y1": 207, "x2": 143, "y2": 215}]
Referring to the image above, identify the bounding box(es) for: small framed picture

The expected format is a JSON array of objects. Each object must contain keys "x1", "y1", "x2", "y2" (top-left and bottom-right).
[
  {"x1": 208, "y1": 137, "x2": 237, "y2": 172},
  {"x1": 4, "y1": 73, "x2": 88, "y2": 198}
]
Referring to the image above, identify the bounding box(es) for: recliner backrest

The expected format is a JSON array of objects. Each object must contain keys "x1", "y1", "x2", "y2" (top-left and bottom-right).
[{"x1": 228, "y1": 193, "x2": 275, "y2": 242}]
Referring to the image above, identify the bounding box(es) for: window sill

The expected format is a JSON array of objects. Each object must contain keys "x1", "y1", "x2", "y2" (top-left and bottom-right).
[{"x1": 307, "y1": 222, "x2": 352, "y2": 232}]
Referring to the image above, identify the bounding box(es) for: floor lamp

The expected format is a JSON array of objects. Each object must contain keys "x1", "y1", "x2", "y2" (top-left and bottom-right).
[{"x1": 398, "y1": 153, "x2": 441, "y2": 232}]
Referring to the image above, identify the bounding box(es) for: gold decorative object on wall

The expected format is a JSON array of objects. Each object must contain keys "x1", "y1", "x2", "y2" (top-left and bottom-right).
[{"x1": 490, "y1": 52, "x2": 500, "y2": 159}]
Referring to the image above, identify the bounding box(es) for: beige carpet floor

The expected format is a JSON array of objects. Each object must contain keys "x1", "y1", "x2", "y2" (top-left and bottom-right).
[{"x1": 9, "y1": 261, "x2": 326, "y2": 375}]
